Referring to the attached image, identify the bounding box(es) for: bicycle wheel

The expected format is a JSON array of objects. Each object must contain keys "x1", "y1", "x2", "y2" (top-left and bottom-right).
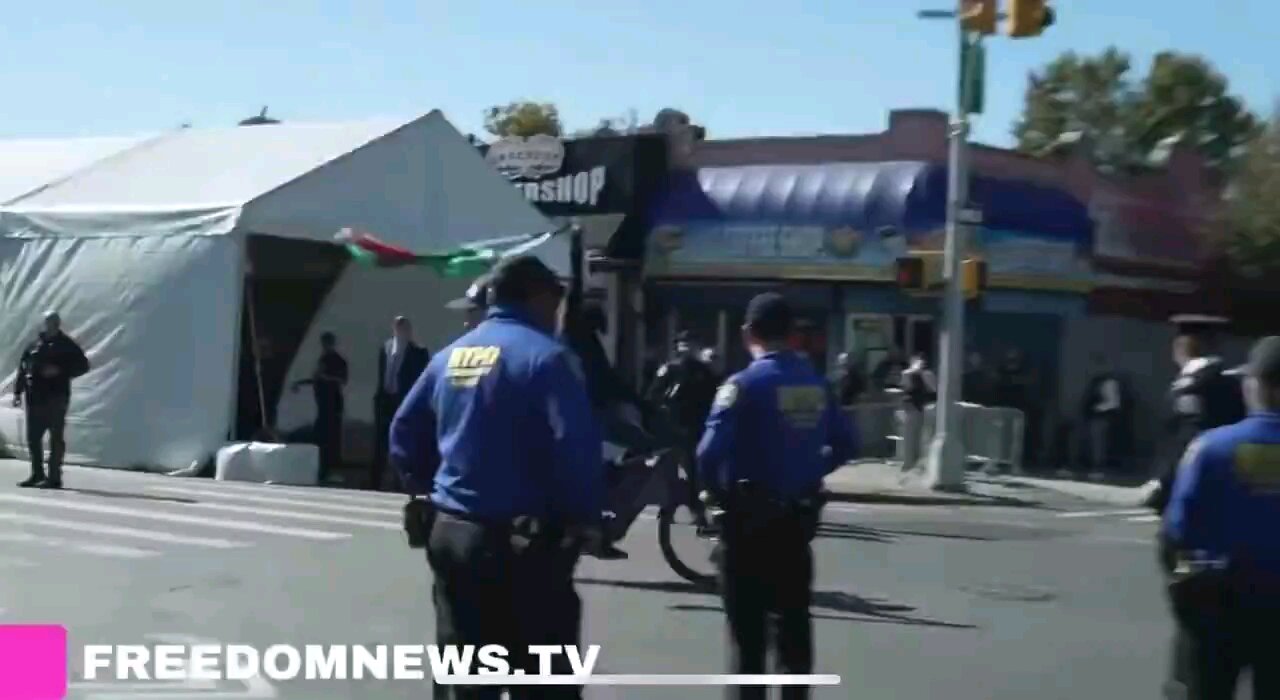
[{"x1": 658, "y1": 504, "x2": 718, "y2": 590}]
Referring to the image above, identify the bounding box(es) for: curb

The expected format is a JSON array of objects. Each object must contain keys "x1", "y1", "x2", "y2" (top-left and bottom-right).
[
  {"x1": 1001, "y1": 477, "x2": 1146, "y2": 506},
  {"x1": 825, "y1": 489, "x2": 1042, "y2": 508}
]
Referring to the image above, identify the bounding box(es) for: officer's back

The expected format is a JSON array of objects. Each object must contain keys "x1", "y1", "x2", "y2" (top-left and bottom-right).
[
  {"x1": 391, "y1": 257, "x2": 601, "y2": 523},
  {"x1": 698, "y1": 295, "x2": 859, "y2": 499},
  {"x1": 1162, "y1": 336, "x2": 1280, "y2": 698}
]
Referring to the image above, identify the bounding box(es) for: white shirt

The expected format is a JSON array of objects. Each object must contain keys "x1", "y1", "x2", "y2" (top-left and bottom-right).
[
  {"x1": 1093, "y1": 378, "x2": 1121, "y2": 414},
  {"x1": 384, "y1": 338, "x2": 404, "y2": 394}
]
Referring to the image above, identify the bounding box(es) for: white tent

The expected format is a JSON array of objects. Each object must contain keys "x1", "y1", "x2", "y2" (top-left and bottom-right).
[{"x1": 0, "y1": 111, "x2": 566, "y2": 471}]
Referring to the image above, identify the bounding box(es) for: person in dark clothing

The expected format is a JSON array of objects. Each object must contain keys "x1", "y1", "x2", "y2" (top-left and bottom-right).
[
  {"x1": 836, "y1": 352, "x2": 866, "y2": 406},
  {"x1": 1139, "y1": 315, "x2": 1247, "y2": 512},
  {"x1": 871, "y1": 348, "x2": 907, "y2": 392},
  {"x1": 292, "y1": 332, "x2": 348, "y2": 484},
  {"x1": 1080, "y1": 353, "x2": 1127, "y2": 477},
  {"x1": 646, "y1": 332, "x2": 720, "y2": 453},
  {"x1": 372, "y1": 316, "x2": 429, "y2": 491},
  {"x1": 444, "y1": 274, "x2": 492, "y2": 332},
  {"x1": 12, "y1": 312, "x2": 90, "y2": 489},
  {"x1": 994, "y1": 349, "x2": 1040, "y2": 466}
]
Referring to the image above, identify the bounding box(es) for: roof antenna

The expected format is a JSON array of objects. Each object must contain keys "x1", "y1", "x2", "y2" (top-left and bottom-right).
[{"x1": 238, "y1": 106, "x2": 280, "y2": 126}]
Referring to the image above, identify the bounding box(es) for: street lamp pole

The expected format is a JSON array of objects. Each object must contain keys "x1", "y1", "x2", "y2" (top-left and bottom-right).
[{"x1": 919, "y1": 12, "x2": 978, "y2": 490}]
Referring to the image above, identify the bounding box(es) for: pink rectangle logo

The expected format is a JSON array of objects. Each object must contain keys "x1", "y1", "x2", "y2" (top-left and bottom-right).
[{"x1": 0, "y1": 625, "x2": 67, "y2": 699}]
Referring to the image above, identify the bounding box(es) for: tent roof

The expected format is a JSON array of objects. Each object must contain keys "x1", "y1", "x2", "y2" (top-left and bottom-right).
[
  {"x1": 4, "y1": 118, "x2": 408, "y2": 212},
  {"x1": 0, "y1": 135, "x2": 154, "y2": 204}
]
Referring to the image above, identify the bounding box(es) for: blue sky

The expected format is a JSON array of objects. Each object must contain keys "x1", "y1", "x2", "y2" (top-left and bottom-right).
[{"x1": 0, "y1": 1, "x2": 1273, "y2": 147}]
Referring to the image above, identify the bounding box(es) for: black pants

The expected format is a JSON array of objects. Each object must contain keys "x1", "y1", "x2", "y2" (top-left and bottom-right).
[
  {"x1": 25, "y1": 396, "x2": 69, "y2": 481},
  {"x1": 1166, "y1": 601, "x2": 1280, "y2": 698},
  {"x1": 314, "y1": 405, "x2": 342, "y2": 483},
  {"x1": 372, "y1": 394, "x2": 401, "y2": 490},
  {"x1": 717, "y1": 514, "x2": 814, "y2": 700},
  {"x1": 427, "y1": 512, "x2": 582, "y2": 699}
]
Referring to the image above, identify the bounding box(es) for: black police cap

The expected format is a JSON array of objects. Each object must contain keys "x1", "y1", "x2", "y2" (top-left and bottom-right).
[
  {"x1": 1171, "y1": 314, "x2": 1230, "y2": 338},
  {"x1": 743, "y1": 292, "x2": 794, "y2": 340},
  {"x1": 1247, "y1": 336, "x2": 1280, "y2": 385},
  {"x1": 489, "y1": 255, "x2": 565, "y2": 305},
  {"x1": 445, "y1": 274, "x2": 492, "y2": 311}
]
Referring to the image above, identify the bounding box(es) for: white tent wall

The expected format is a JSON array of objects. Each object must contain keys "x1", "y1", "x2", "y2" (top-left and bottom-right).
[
  {"x1": 274, "y1": 268, "x2": 471, "y2": 461},
  {"x1": 0, "y1": 229, "x2": 242, "y2": 470},
  {"x1": 251, "y1": 110, "x2": 568, "y2": 458},
  {"x1": 237, "y1": 110, "x2": 570, "y2": 275}
]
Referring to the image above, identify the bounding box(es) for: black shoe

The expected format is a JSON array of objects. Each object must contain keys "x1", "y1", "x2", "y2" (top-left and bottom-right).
[
  {"x1": 18, "y1": 475, "x2": 45, "y2": 488},
  {"x1": 37, "y1": 478, "x2": 62, "y2": 490},
  {"x1": 594, "y1": 544, "x2": 629, "y2": 560}
]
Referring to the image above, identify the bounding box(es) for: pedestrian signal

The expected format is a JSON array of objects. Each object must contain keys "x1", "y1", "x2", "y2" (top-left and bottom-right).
[
  {"x1": 1007, "y1": 0, "x2": 1055, "y2": 38},
  {"x1": 962, "y1": 258, "x2": 988, "y2": 299},
  {"x1": 894, "y1": 257, "x2": 926, "y2": 290}
]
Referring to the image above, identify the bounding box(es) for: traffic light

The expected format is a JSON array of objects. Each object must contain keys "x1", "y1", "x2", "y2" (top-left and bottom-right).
[
  {"x1": 961, "y1": 258, "x2": 988, "y2": 299},
  {"x1": 1007, "y1": 0, "x2": 1055, "y2": 38},
  {"x1": 894, "y1": 256, "x2": 926, "y2": 290},
  {"x1": 959, "y1": 0, "x2": 996, "y2": 35}
]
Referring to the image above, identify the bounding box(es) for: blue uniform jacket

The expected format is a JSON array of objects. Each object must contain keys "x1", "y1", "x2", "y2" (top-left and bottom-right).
[
  {"x1": 696, "y1": 351, "x2": 859, "y2": 498},
  {"x1": 388, "y1": 305, "x2": 604, "y2": 523},
  {"x1": 1164, "y1": 412, "x2": 1280, "y2": 573}
]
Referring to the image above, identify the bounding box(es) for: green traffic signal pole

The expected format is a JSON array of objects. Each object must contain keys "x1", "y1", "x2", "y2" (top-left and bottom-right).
[{"x1": 916, "y1": 10, "x2": 985, "y2": 490}]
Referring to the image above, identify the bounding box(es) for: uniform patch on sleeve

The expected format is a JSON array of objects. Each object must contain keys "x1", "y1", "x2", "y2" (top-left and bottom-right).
[
  {"x1": 1233, "y1": 443, "x2": 1280, "y2": 490},
  {"x1": 713, "y1": 382, "x2": 739, "y2": 410}
]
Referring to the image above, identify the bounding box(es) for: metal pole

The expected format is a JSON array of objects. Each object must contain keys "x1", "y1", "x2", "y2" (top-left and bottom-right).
[{"x1": 923, "y1": 23, "x2": 972, "y2": 491}]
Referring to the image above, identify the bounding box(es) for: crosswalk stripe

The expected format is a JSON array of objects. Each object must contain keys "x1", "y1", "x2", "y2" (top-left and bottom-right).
[
  {"x1": 145, "y1": 485, "x2": 398, "y2": 516},
  {"x1": 0, "y1": 531, "x2": 158, "y2": 559},
  {"x1": 172, "y1": 500, "x2": 401, "y2": 530},
  {"x1": 1057, "y1": 509, "x2": 1150, "y2": 519},
  {"x1": 0, "y1": 493, "x2": 350, "y2": 541},
  {"x1": 0, "y1": 512, "x2": 245, "y2": 549},
  {"x1": 200, "y1": 479, "x2": 409, "y2": 504}
]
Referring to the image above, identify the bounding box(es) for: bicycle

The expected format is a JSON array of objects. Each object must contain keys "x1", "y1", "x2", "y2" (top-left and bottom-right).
[{"x1": 599, "y1": 408, "x2": 720, "y2": 590}]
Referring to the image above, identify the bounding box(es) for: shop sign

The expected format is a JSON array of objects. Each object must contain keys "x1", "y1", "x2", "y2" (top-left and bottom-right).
[{"x1": 486, "y1": 135, "x2": 608, "y2": 207}]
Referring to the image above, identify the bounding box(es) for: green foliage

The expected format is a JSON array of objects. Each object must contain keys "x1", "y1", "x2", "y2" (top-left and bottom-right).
[
  {"x1": 1013, "y1": 48, "x2": 1257, "y2": 172},
  {"x1": 1221, "y1": 106, "x2": 1280, "y2": 276},
  {"x1": 483, "y1": 101, "x2": 563, "y2": 138}
]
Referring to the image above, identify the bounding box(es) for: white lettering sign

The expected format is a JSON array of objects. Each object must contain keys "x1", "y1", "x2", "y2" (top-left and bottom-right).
[
  {"x1": 517, "y1": 166, "x2": 608, "y2": 207},
  {"x1": 486, "y1": 135, "x2": 565, "y2": 180}
]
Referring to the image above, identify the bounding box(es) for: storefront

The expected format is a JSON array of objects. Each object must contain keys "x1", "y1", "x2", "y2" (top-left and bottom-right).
[
  {"x1": 643, "y1": 161, "x2": 1094, "y2": 390},
  {"x1": 481, "y1": 133, "x2": 670, "y2": 382}
]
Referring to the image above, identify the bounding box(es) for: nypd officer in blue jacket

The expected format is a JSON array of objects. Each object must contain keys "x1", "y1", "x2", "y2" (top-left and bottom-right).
[
  {"x1": 390, "y1": 255, "x2": 604, "y2": 699},
  {"x1": 1160, "y1": 335, "x2": 1280, "y2": 699},
  {"x1": 697, "y1": 292, "x2": 858, "y2": 700}
]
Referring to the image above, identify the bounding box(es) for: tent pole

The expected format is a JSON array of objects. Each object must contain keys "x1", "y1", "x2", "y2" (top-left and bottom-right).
[{"x1": 244, "y1": 282, "x2": 270, "y2": 439}]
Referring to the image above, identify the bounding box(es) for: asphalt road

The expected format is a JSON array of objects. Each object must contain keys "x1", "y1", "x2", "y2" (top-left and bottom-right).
[{"x1": 0, "y1": 460, "x2": 1200, "y2": 699}]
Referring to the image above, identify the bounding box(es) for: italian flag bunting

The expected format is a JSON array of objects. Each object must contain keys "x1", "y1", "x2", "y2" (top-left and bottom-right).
[{"x1": 335, "y1": 227, "x2": 562, "y2": 277}]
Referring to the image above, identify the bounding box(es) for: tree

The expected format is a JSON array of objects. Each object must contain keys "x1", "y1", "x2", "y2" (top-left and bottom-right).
[
  {"x1": 483, "y1": 101, "x2": 563, "y2": 139},
  {"x1": 1013, "y1": 49, "x2": 1257, "y2": 171},
  {"x1": 1221, "y1": 103, "x2": 1280, "y2": 276}
]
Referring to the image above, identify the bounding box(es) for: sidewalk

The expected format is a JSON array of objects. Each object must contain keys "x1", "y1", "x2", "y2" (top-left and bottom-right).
[{"x1": 823, "y1": 461, "x2": 1043, "y2": 507}]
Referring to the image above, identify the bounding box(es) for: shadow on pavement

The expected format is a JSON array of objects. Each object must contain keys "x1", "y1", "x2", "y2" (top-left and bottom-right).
[
  {"x1": 815, "y1": 523, "x2": 895, "y2": 542},
  {"x1": 576, "y1": 578, "x2": 976, "y2": 629},
  {"x1": 668, "y1": 596, "x2": 976, "y2": 630},
  {"x1": 59, "y1": 487, "x2": 197, "y2": 505}
]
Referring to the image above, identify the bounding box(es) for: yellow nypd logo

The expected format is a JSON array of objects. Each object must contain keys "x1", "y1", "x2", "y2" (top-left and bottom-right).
[
  {"x1": 446, "y1": 345, "x2": 502, "y2": 387},
  {"x1": 776, "y1": 386, "x2": 825, "y2": 428},
  {"x1": 1233, "y1": 443, "x2": 1280, "y2": 489}
]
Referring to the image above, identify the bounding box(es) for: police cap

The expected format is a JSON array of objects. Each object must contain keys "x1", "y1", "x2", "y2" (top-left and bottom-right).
[
  {"x1": 488, "y1": 255, "x2": 565, "y2": 306},
  {"x1": 1171, "y1": 314, "x2": 1230, "y2": 338},
  {"x1": 445, "y1": 274, "x2": 492, "y2": 311},
  {"x1": 743, "y1": 292, "x2": 794, "y2": 341},
  {"x1": 1247, "y1": 336, "x2": 1280, "y2": 385}
]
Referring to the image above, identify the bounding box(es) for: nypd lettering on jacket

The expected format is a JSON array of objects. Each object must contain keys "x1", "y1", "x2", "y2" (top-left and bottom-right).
[{"x1": 515, "y1": 166, "x2": 607, "y2": 207}]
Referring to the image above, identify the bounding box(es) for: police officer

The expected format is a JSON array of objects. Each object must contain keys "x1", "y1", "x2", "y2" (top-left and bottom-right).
[
  {"x1": 444, "y1": 273, "x2": 492, "y2": 332},
  {"x1": 696, "y1": 293, "x2": 859, "y2": 700},
  {"x1": 1160, "y1": 335, "x2": 1280, "y2": 699},
  {"x1": 1141, "y1": 315, "x2": 1247, "y2": 512},
  {"x1": 389, "y1": 255, "x2": 603, "y2": 700},
  {"x1": 12, "y1": 311, "x2": 90, "y2": 489}
]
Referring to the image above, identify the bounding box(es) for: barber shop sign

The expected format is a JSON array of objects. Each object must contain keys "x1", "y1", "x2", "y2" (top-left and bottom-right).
[{"x1": 486, "y1": 134, "x2": 608, "y2": 208}]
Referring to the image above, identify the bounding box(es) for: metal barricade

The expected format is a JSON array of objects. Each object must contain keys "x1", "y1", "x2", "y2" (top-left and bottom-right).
[
  {"x1": 916, "y1": 403, "x2": 1025, "y2": 473},
  {"x1": 842, "y1": 402, "x2": 898, "y2": 460}
]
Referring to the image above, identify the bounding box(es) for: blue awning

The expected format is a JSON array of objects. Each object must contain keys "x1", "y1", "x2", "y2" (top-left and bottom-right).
[{"x1": 650, "y1": 161, "x2": 1092, "y2": 247}]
